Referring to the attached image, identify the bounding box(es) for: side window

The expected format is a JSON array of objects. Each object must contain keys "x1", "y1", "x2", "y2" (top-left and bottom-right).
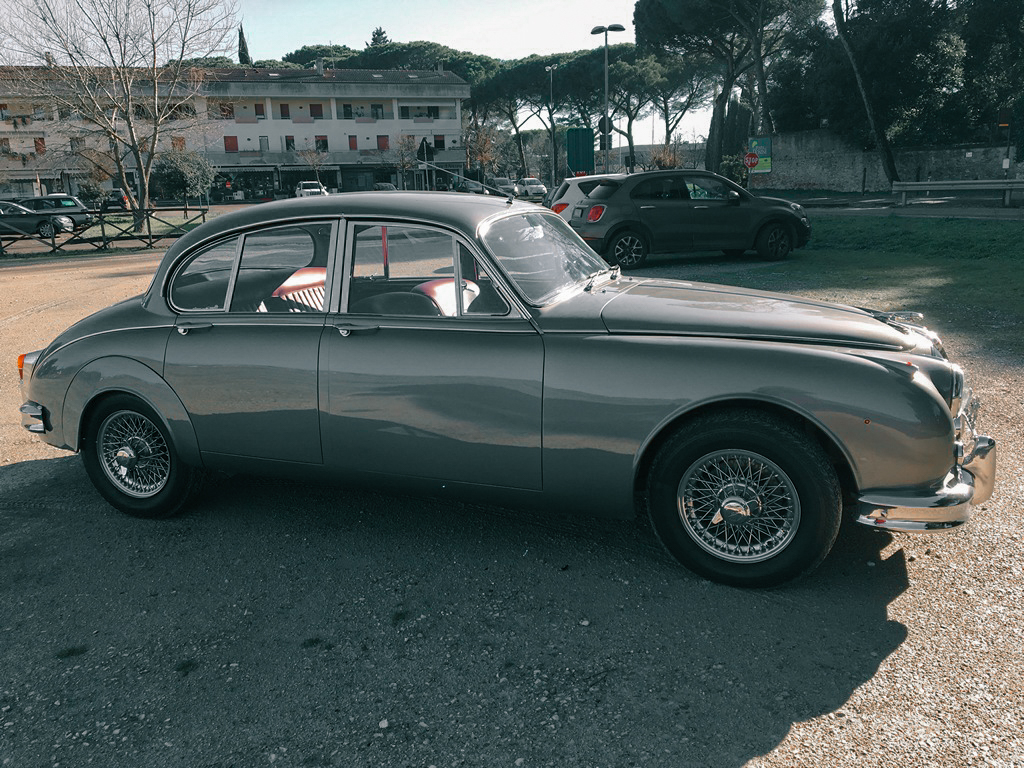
[
  {"x1": 348, "y1": 224, "x2": 507, "y2": 317},
  {"x1": 686, "y1": 176, "x2": 732, "y2": 200},
  {"x1": 632, "y1": 177, "x2": 688, "y2": 200},
  {"x1": 170, "y1": 237, "x2": 240, "y2": 311},
  {"x1": 230, "y1": 224, "x2": 330, "y2": 313}
]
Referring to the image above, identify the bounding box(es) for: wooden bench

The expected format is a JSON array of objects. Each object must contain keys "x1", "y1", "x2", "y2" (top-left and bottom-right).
[{"x1": 892, "y1": 179, "x2": 1024, "y2": 207}]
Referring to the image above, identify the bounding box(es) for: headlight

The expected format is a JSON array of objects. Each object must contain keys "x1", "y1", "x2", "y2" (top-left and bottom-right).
[{"x1": 56, "y1": 216, "x2": 73, "y2": 226}]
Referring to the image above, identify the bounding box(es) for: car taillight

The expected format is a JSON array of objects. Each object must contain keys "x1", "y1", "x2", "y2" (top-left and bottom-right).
[
  {"x1": 552, "y1": 203, "x2": 568, "y2": 214},
  {"x1": 586, "y1": 205, "x2": 606, "y2": 223}
]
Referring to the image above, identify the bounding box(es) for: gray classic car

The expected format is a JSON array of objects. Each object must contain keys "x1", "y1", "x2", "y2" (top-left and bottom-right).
[{"x1": 18, "y1": 193, "x2": 996, "y2": 587}]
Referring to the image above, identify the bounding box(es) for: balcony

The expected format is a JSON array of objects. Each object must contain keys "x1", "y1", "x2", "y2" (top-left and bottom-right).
[{"x1": 202, "y1": 147, "x2": 467, "y2": 168}]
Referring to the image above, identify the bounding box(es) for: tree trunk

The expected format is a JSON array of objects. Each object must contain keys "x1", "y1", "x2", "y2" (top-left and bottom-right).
[
  {"x1": 705, "y1": 85, "x2": 732, "y2": 174},
  {"x1": 831, "y1": 0, "x2": 901, "y2": 184}
]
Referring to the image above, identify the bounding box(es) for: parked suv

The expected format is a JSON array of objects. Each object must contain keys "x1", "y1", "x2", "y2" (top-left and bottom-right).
[
  {"x1": 568, "y1": 169, "x2": 810, "y2": 268},
  {"x1": 295, "y1": 181, "x2": 328, "y2": 197},
  {"x1": 14, "y1": 194, "x2": 94, "y2": 230},
  {"x1": 100, "y1": 188, "x2": 129, "y2": 212}
]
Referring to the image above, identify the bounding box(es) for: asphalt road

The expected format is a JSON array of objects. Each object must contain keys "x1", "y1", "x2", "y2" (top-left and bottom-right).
[{"x1": 1, "y1": 247, "x2": 1022, "y2": 768}]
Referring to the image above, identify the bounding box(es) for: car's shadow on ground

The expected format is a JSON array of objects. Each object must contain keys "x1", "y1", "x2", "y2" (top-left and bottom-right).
[{"x1": 1, "y1": 459, "x2": 908, "y2": 768}]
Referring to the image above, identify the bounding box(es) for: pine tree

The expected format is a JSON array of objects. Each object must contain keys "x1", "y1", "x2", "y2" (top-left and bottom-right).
[{"x1": 367, "y1": 27, "x2": 390, "y2": 47}]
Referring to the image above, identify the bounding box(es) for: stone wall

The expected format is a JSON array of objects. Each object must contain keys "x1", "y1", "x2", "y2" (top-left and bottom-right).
[{"x1": 748, "y1": 129, "x2": 1020, "y2": 192}]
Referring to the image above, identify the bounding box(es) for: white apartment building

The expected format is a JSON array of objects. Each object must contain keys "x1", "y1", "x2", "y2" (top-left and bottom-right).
[{"x1": 0, "y1": 66, "x2": 471, "y2": 201}]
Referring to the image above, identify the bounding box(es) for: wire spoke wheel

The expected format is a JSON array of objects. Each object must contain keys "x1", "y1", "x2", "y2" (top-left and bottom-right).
[
  {"x1": 677, "y1": 449, "x2": 800, "y2": 564},
  {"x1": 97, "y1": 409, "x2": 171, "y2": 498}
]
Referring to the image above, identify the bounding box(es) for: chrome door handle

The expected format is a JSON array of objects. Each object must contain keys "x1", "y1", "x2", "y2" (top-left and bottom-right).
[
  {"x1": 640, "y1": 205, "x2": 656, "y2": 209},
  {"x1": 335, "y1": 322, "x2": 379, "y2": 336},
  {"x1": 176, "y1": 323, "x2": 212, "y2": 335}
]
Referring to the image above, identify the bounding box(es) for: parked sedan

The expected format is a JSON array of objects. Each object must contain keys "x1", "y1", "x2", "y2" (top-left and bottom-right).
[
  {"x1": 0, "y1": 200, "x2": 75, "y2": 238},
  {"x1": 569, "y1": 169, "x2": 811, "y2": 268},
  {"x1": 18, "y1": 193, "x2": 995, "y2": 587},
  {"x1": 14, "y1": 194, "x2": 94, "y2": 230}
]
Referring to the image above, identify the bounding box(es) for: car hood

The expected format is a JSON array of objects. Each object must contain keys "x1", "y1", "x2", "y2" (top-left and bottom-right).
[{"x1": 599, "y1": 279, "x2": 912, "y2": 350}]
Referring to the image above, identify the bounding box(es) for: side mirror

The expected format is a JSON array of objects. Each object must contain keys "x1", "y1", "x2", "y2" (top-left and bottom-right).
[{"x1": 727, "y1": 190, "x2": 742, "y2": 205}]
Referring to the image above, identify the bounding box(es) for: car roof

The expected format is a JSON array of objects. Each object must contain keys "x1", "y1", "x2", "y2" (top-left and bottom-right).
[{"x1": 156, "y1": 191, "x2": 540, "y2": 272}]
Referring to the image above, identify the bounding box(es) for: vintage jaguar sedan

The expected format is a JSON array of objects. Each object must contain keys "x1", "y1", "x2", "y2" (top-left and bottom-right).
[{"x1": 18, "y1": 193, "x2": 996, "y2": 587}]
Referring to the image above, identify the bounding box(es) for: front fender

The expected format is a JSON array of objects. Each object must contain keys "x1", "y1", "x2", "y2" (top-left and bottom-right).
[{"x1": 63, "y1": 356, "x2": 202, "y2": 467}]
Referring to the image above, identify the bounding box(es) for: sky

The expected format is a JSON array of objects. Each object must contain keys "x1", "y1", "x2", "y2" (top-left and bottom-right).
[{"x1": 235, "y1": 0, "x2": 711, "y2": 143}]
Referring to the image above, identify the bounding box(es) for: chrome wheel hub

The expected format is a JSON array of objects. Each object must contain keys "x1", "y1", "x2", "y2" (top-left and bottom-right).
[
  {"x1": 678, "y1": 450, "x2": 800, "y2": 563},
  {"x1": 98, "y1": 410, "x2": 170, "y2": 498}
]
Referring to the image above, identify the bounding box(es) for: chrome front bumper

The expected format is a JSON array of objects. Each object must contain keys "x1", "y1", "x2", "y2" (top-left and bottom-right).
[{"x1": 856, "y1": 436, "x2": 996, "y2": 531}]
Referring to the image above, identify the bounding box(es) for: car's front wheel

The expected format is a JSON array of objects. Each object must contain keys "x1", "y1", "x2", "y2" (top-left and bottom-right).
[
  {"x1": 755, "y1": 223, "x2": 793, "y2": 261},
  {"x1": 81, "y1": 395, "x2": 203, "y2": 519},
  {"x1": 36, "y1": 220, "x2": 56, "y2": 239},
  {"x1": 608, "y1": 230, "x2": 649, "y2": 269},
  {"x1": 647, "y1": 410, "x2": 841, "y2": 587}
]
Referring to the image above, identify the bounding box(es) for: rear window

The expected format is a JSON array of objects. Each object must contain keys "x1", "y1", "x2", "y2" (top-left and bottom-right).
[{"x1": 585, "y1": 181, "x2": 623, "y2": 201}]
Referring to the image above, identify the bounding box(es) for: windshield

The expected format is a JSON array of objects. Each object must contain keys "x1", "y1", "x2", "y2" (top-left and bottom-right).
[{"x1": 479, "y1": 211, "x2": 610, "y2": 305}]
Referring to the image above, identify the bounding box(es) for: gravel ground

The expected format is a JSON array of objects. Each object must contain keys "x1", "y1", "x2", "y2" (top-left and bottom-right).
[{"x1": 1, "y1": 246, "x2": 1022, "y2": 768}]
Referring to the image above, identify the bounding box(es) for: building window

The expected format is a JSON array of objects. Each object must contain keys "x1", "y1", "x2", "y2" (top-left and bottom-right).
[
  {"x1": 0, "y1": 104, "x2": 8, "y2": 120},
  {"x1": 285, "y1": 135, "x2": 295, "y2": 151},
  {"x1": 219, "y1": 102, "x2": 234, "y2": 119},
  {"x1": 33, "y1": 105, "x2": 47, "y2": 120},
  {"x1": 309, "y1": 103, "x2": 323, "y2": 120},
  {"x1": 434, "y1": 135, "x2": 445, "y2": 150},
  {"x1": 341, "y1": 103, "x2": 353, "y2": 119},
  {"x1": 224, "y1": 136, "x2": 239, "y2": 152},
  {"x1": 254, "y1": 103, "x2": 265, "y2": 119},
  {"x1": 34, "y1": 137, "x2": 46, "y2": 154},
  {"x1": 348, "y1": 135, "x2": 357, "y2": 151},
  {"x1": 171, "y1": 136, "x2": 185, "y2": 151},
  {"x1": 427, "y1": 106, "x2": 439, "y2": 119},
  {"x1": 400, "y1": 106, "x2": 410, "y2": 120},
  {"x1": 0, "y1": 137, "x2": 10, "y2": 153},
  {"x1": 376, "y1": 135, "x2": 389, "y2": 151},
  {"x1": 370, "y1": 103, "x2": 384, "y2": 120},
  {"x1": 315, "y1": 135, "x2": 328, "y2": 152},
  {"x1": 280, "y1": 103, "x2": 290, "y2": 119}
]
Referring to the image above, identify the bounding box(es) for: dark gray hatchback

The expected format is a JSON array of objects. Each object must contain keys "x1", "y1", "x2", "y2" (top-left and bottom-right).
[{"x1": 569, "y1": 169, "x2": 810, "y2": 268}]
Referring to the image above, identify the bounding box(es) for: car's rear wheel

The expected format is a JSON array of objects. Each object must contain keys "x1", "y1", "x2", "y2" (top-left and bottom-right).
[
  {"x1": 647, "y1": 410, "x2": 841, "y2": 587},
  {"x1": 36, "y1": 220, "x2": 56, "y2": 239},
  {"x1": 608, "y1": 230, "x2": 649, "y2": 269},
  {"x1": 755, "y1": 223, "x2": 793, "y2": 261},
  {"x1": 81, "y1": 395, "x2": 203, "y2": 519}
]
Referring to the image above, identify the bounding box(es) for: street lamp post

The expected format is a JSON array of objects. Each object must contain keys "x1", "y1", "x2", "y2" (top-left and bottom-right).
[
  {"x1": 591, "y1": 23, "x2": 625, "y2": 173},
  {"x1": 545, "y1": 63, "x2": 558, "y2": 188}
]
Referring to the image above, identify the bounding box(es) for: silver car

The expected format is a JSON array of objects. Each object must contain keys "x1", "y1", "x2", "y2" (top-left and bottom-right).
[{"x1": 18, "y1": 192, "x2": 996, "y2": 587}]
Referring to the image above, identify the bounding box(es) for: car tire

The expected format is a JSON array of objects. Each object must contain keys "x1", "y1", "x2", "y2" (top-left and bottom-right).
[
  {"x1": 755, "y1": 222, "x2": 793, "y2": 261},
  {"x1": 646, "y1": 409, "x2": 841, "y2": 588},
  {"x1": 81, "y1": 395, "x2": 204, "y2": 519},
  {"x1": 608, "y1": 230, "x2": 649, "y2": 269},
  {"x1": 36, "y1": 220, "x2": 56, "y2": 239}
]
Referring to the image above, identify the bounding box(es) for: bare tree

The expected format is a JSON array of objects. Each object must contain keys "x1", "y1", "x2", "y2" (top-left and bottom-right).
[
  {"x1": 297, "y1": 147, "x2": 330, "y2": 186},
  {"x1": 378, "y1": 134, "x2": 418, "y2": 189},
  {"x1": 0, "y1": 0, "x2": 238, "y2": 214}
]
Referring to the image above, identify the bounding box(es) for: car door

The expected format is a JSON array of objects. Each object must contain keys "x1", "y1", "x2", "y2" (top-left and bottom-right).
[
  {"x1": 163, "y1": 221, "x2": 336, "y2": 464},
  {"x1": 682, "y1": 175, "x2": 753, "y2": 251},
  {"x1": 631, "y1": 174, "x2": 697, "y2": 252},
  {"x1": 321, "y1": 220, "x2": 544, "y2": 490}
]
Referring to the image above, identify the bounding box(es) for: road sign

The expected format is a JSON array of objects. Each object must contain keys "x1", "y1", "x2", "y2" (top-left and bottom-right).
[{"x1": 743, "y1": 152, "x2": 760, "y2": 169}]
